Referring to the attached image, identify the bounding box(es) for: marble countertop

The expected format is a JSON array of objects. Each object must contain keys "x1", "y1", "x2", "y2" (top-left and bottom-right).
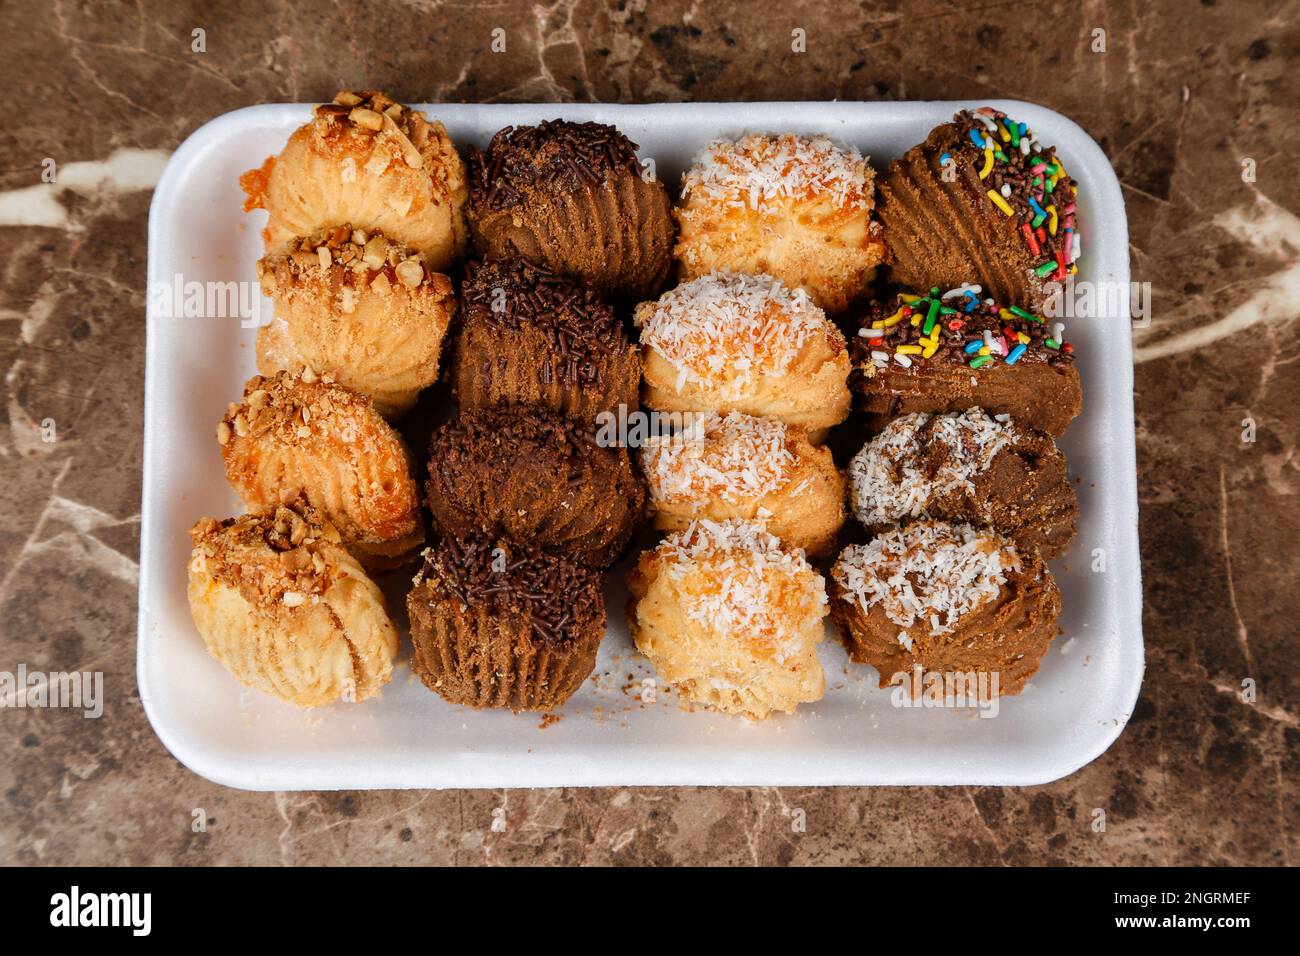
[{"x1": 1, "y1": 0, "x2": 1295, "y2": 865}]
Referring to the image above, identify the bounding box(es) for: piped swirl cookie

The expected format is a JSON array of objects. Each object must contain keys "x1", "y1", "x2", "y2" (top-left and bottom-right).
[
  {"x1": 635, "y1": 271, "x2": 851, "y2": 439},
  {"x1": 851, "y1": 286, "x2": 1081, "y2": 436},
  {"x1": 466, "y1": 120, "x2": 675, "y2": 299},
  {"x1": 425, "y1": 405, "x2": 645, "y2": 569},
  {"x1": 241, "y1": 90, "x2": 468, "y2": 269},
  {"x1": 451, "y1": 257, "x2": 640, "y2": 422},
  {"x1": 187, "y1": 502, "x2": 398, "y2": 707},
  {"x1": 256, "y1": 224, "x2": 456, "y2": 418},
  {"x1": 627, "y1": 519, "x2": 828, "y2": 720},
  {"x1": 641, "y1": 411, "x2": 845, "y2": 556},
  {"x1": 407, "y1": 531, "x2": 605, "y2": 711},
  {"x1": 876, "y1": 107, "x2": 1081, "y2": 312},
  {"x1": 674, "y1": 134, "x2": 888, "y2": 313},
  {"x1": 830, "y1": 521, "x2": 1060, "y2": 696},
  {"x1": 848, "y1": 408, "x2": 1077, "y2": 559},
  {"x1": 218, "y1": 369, "x2": 423, "y2": 567}
]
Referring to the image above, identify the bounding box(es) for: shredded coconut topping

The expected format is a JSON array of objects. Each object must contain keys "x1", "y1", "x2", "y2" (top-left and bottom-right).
[
  {"x1": 681, "y1": 133, "x2": 872, "y2": 213},
  {"x1": 637, "y1": 271, "x2": 827, "y2": 396},
  {"x1": 832, "y1": 521, "x2": 1021, "y2": 635},
  {"x1": 849, "y1": 408, "x2": 1016, "y2": 527},
  {"x1": 656, "y1": 519, "x2": 827, "y2": 659},
  {"x1": 642, "y1": 411, "x2": 795, "y2": 505}
]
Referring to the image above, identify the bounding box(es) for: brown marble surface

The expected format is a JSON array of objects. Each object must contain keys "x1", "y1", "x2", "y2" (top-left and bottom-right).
[{"x1": 1, "y1": 0, "x2": 1296, "y2": 866}]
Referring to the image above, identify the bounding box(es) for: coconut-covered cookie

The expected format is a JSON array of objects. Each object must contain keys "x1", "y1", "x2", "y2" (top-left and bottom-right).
[
  {"x1": 627, "y1": 519, "x2": 828, "y2": 719},
  {"x1": 636, "y1": 271, "x2": 851, "y2": 439},
  {"x1": 830, "y1": 521, "x2": 1060, "y2": 696},
  {"x1": 674, "y1": 133, "x2": 888, "y2": 313},
  {"x1": 848, "y1": 408, "x2": 1076, "y2": 558},
  {"x1": 641, "y1": 411, "x2": 845, "y2": 556}
]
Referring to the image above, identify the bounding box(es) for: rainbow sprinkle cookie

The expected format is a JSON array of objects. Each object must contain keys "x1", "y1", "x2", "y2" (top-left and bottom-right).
[
  {"x1": 877, "y1": 107, "x2": 1082, "y2": 312},
  {"x1": 951, "y1": 108, "x2": 1080, "y2": 285}
]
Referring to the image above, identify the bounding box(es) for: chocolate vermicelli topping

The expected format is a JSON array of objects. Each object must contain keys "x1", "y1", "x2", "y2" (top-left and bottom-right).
[
  {"x1": 460, "y1": 258, "x2": 625, "y2": 385},
  {"x1": 418, "y1": 531, "x2": 602, "y2": 646},
  {"x1": 428, "y1": 405, "x2": 601, "y2": 485},
  {"x1": 467, "y1": 120, "x2": 644, "y2": 211},
  {"x1": 852, "y1": 290, "x2": 1076, "y2": 372}
]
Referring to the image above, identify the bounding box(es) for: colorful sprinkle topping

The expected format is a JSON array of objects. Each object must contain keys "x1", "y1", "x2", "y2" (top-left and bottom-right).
[
  {"x1": 855, "y1": 286, "x2": 1075, "y2": 372},
  {"x1": 951, "y1": 108, "x2": 1080, "y2": 283}
]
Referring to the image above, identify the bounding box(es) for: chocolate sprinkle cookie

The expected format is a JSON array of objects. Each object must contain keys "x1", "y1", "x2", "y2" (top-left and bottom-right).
[
  {"x1": 460, "y1": 257, "x2": 623, "y2": 380},
  {"x1": 414, "y1": 532, "x2": 602, "y2": 646},
  {"x1": 468, "y1": 120, "x2": 644, "y2": 211},
  {"x1": 465, "y1": 119, "x2": 675, "y2": 300},
  {"x1": 407, "y1": 531, "x2": 606, "y2": 711},
  {"x1": 425, "y1": 405, "x2": 646, "y2": 569},
  {"x1": 452, "y1": 258, "x2": 642, "y2": 421}
]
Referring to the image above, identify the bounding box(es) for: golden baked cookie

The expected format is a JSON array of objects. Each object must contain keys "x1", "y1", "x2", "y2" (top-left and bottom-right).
[
  {"x1": 241, "y1": 90, "x2": 468, "y2": 269},
  {"x1": 187, "y1": 503, "x2": 398, "y2": 707},
  {"x1": 218, "y1": 369, "x2": 423, "y2": 568},
  {"x1": 256, "y1": 224, "x2": 456, "y2": 418},
  {"x1": 635, "y1": 271, "x2": 851, "y2": 439},
  {"x1": 641, "y1": 411, "x2": 844, "y2": 556},
  {"x1": 626, "y1": 519, "x2": 828, "y2": 719},
  {"x1": 674, "y1": 134, "x2": 887, "y2": 313},
  {"x1": 829, "y1": 521, "x2": 1060, "y2": 696}
]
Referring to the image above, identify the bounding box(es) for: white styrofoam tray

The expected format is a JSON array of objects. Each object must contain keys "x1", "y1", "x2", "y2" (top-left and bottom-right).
[{"x1": 139, "y1": 100, "x2": 1143, "y2": 790}]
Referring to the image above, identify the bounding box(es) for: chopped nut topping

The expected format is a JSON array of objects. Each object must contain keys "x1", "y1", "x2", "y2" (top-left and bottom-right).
[
  {"x1": 362, "y1": 234, "x2": 388, "y2": 268},
  {"x1": 279, "y1": 547, "x2": 311, "y2": 571},
  {"x1": 395, "y1": 259, "x2": 424, "y2": 287},
  {"x1": 188, "y1": 502, "x2": 340, "y2": 615},
  {"x1": 383, "y1": 114, "x2": 424, "y2": 169},
  {"x1": 349, "y1": 107, "x2": 384, "y2": 131},
  {"x1": 259, "y1": 224, "x2": 444, "y2": 300}
]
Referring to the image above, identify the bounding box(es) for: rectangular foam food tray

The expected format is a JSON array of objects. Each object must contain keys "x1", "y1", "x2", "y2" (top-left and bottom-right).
[{"x1": 140, "y1": 100, "x2": 1143, "y2": 790}]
